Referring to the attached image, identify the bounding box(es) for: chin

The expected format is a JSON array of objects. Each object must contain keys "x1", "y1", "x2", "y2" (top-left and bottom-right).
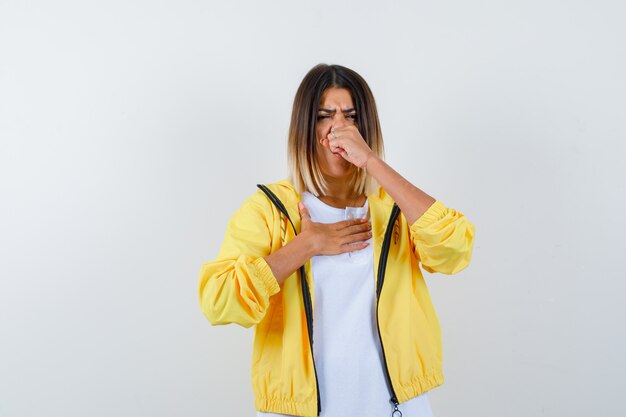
[{"x1": 322, "y1": 157, "x2": 354, "y2": 178}]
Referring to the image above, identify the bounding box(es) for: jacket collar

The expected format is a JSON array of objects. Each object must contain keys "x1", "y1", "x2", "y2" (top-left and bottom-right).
[{"x1": 271, "y1": 177, "x2": 394, "y2": 210}]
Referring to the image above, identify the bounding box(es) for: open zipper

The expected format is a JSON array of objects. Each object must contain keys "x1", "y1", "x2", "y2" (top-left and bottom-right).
[
  {"x1": 376, "y1": 203, "x2": 402, "y2": 416},
  {"x1": 257, "y1": 185, "x2": 401, "y2": 417},
  {"x1": 257, "y1": 185, "x2": 322, "y2": 416}
]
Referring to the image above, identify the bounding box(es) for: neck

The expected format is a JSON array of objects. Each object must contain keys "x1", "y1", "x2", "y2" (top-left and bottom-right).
[{"x1": 322, "y1": 172, "x2": 358, "y2": 200}]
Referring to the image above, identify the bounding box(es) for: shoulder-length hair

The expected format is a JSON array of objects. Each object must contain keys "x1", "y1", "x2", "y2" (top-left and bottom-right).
[{"x1": 287, "y1": 63, "x2": 384, "y2": 197}]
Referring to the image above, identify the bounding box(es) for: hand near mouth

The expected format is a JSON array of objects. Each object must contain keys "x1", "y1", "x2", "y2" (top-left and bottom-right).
[{"x1": 321, "y1": 125, "x2": 375, "y2": 169}]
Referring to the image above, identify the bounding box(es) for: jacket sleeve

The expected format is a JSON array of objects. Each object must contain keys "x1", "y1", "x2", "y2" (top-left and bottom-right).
[
  {"x1": 198, "y1": 193, "x2": 281, "y2": 328},
  {"x1": 408, "y1": 199, "x2": 476, "y2": 275}
]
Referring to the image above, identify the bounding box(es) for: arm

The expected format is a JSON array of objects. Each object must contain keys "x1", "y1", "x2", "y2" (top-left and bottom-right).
[
  {"x1": 199, "y1": 191, "x2": 314, "y2": 327},
  {"x1": 364, "y1": 154, "x2": 436, "y2": 225},
  {"x1": 365, "y1": 154, "x2": 476, "y2": 275},
  {"x1": 407, "y1": 199, "x2": 476, "y2": 274},
  {"x1": 198, "y1": 194, "x2": 281, "y2": 328},
  {"x1": 264, "y1": 233, "x2": 315, "y2": 285}
]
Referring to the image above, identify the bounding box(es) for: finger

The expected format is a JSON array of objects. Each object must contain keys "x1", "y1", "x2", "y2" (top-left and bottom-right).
[
  {"x1": 337, "y1": 221, "x2": 372, "y2": 237},
  {"x1": 336, "y1": 218, "x2": 369, "y2": 229},
  {"x1": 329, "y1": 140, "x2": 348, "y2": 158},
  {"x1": 339, "y1": 241, "x2": 370, "y2": 253},
  {"x1": 327, "y1": 135, "x2": 343, "y2": 147},
  {"x1": 340, "y1": 230, "x2": 372, "y2": 245},
  {"x1": 341, "y1": 222, "x2": 372, "y2": 235},
  {"x1": 299, "y1": 202, "x2": 312, "y2": 222},
  {"x1": 329, "y1": 126, "x2": 347, "y2": 138},
  {"x1": 327, "y1": 132, "x2": 341, "y2": 146},
  {"x1": 358, "y1": 230, "x2": 373, "y2": 241}
]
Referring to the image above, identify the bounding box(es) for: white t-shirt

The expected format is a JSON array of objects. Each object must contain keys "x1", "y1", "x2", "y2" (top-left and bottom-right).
[{"x1": 257, "y1": 191, "x2": 434, "y2": 417}]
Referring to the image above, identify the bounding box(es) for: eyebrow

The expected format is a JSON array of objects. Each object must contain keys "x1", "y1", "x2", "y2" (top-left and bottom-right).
[{"x1": 318, "y1": 108, "x2": 356, "y2": 113}]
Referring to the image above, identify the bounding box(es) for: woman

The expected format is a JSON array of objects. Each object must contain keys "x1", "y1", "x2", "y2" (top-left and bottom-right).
[{"x1": 198, "y1": 63, "x2": 476, "y2": 417}]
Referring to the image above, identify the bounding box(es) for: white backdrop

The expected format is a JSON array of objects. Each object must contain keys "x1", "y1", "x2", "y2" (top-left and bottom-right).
[{"x1": 1, "y1": 1, "x2": 625, "y2": 416}]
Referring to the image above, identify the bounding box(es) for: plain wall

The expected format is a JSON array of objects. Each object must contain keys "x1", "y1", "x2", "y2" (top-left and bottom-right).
[{"x1": 1, "y1": 1, "x2": 625, "y2": 416}]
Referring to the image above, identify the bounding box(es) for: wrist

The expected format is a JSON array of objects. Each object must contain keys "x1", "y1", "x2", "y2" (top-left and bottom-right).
[
  {"x1": 296, "y1": 231, "x2": 318, "y2": 259},
  {"x1": 362, "y1": 151, "x2": 377, "y2": 172}
]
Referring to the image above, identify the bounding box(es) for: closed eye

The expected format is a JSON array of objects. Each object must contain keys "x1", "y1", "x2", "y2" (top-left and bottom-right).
[{"x1": 316, "y1": 115, "x2": 358, "y2": 120}]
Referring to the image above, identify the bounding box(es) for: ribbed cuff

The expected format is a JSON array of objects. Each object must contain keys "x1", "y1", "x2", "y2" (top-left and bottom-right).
[
  {"x1": 252, "y1": 257, "x2": 281, "y2": 297},
  {"x1": 410, "y1": 200, "x2": 449, "y2": 230}
]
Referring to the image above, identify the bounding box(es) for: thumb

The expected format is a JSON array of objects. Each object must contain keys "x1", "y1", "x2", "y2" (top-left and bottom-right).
[{"x1": 298, "y1": 202, "x2": 311, "y2": 224}]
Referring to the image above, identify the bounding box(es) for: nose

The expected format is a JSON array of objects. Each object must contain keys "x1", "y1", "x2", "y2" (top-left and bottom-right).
[{"x1": 330, "y1": 113, "x2": 354, "y2": 130}]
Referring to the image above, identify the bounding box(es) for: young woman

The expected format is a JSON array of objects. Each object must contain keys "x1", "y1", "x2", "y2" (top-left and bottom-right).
[{"x1": 198, "y1": 63, "x2": 476, "y2": 417}]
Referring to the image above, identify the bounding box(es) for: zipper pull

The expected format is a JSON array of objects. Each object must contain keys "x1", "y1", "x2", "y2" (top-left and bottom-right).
[{"x1": 390, "y1": 397, "x2": 402, "y2": 417}]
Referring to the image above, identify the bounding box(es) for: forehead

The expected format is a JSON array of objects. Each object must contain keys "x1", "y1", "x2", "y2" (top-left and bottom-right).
[{"x1": 319, "y1": 87, "x2": 354, "y2": 108}]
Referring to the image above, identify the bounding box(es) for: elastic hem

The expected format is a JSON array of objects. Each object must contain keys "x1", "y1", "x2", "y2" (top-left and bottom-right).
[
  {"x1": 395, "y1": 368, "x2": 445, "y2": 403},
  {"x1": 410, "y1": 200, "x2": 448, "y2": 230},
  {"x1": 255, "y1": 396, "x2": 317, "y2": 417},
  {"x1": 252, "y1": 257, "x2": 281, "y2": 296}
]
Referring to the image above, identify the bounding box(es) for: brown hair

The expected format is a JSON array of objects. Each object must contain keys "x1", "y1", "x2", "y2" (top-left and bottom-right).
[{"x1": 287, "y1": 63, "x2": 384, "y2": 197}]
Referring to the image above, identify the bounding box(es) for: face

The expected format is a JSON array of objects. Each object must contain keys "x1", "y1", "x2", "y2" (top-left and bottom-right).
[{"x1": 315, "y1": 87, "x2": 358, "y2": 178}]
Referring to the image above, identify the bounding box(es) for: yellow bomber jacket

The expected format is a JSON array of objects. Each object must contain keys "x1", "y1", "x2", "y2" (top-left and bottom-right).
[{"x1": 198, "y1": 178, "x2": 476, "y2": 417}]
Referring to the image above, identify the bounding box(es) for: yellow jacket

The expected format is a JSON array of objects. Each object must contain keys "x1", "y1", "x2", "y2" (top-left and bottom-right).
[{"x1": 198, "y1": 178, "x2": 476, "y2": 417}]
